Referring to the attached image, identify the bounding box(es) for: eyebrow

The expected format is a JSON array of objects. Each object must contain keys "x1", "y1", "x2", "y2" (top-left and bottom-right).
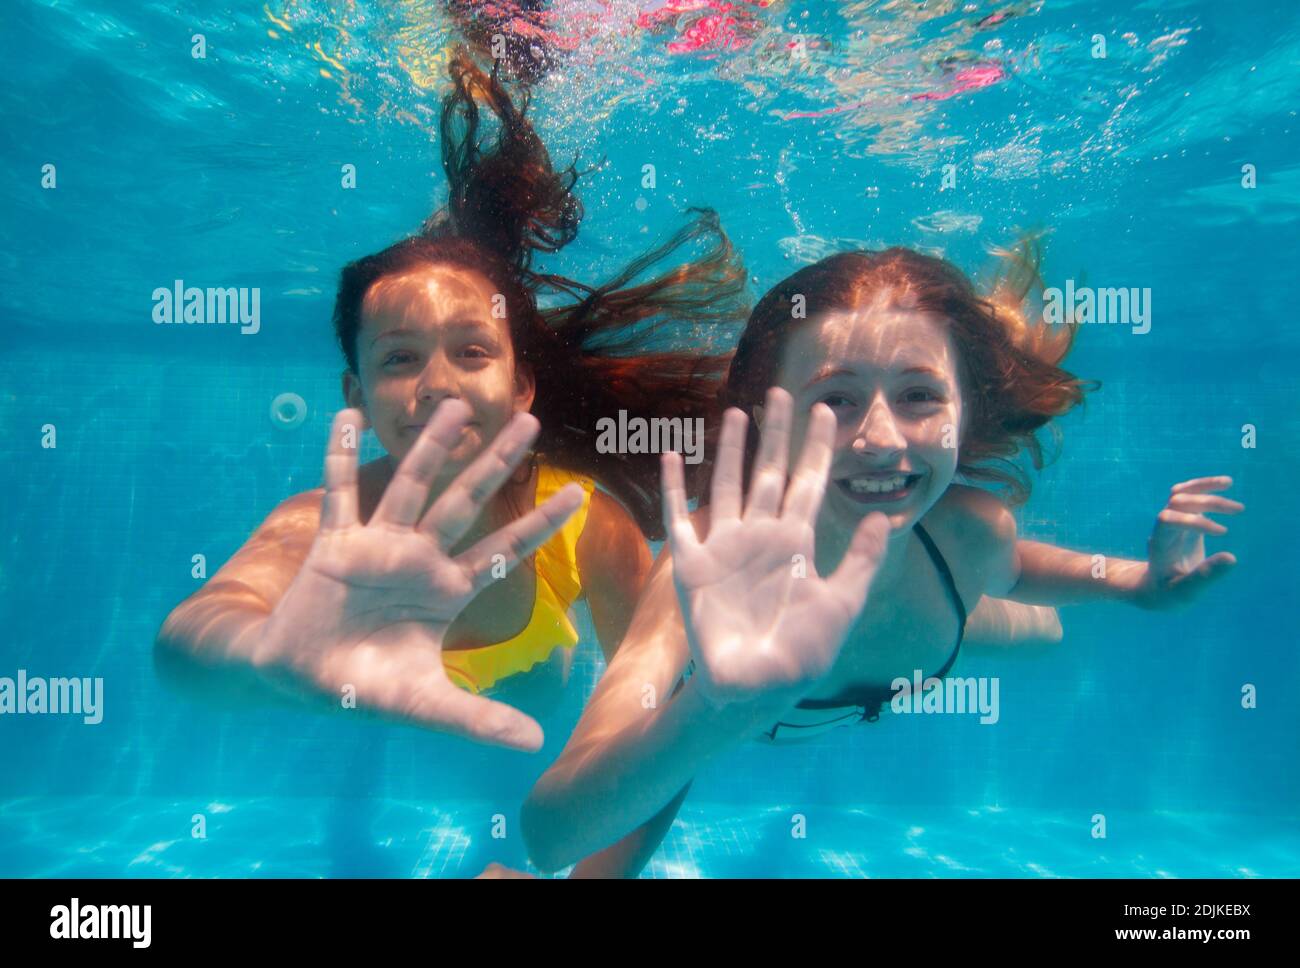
[
  {"x1": 802, "y1": 364, "x2": 947, "y2": 390},
  {"x1": 369, "y1": 319, "x2": 493, "y2": 348}
]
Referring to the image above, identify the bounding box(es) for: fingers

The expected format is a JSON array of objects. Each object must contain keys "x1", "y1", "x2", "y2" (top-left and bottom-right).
[
  {"x1": 782, "y1": 403, "x2": 836, "y2": 524},
  {"x1": 1167, "y1": 492, "x2": 1244, "y2": 516},
  {"x1": 746, "y1": 388, "x2": 793, "y2": 519},
  {"x1": 401, "y1": 675, "x2": 545, "y2": 752},
  {"x1": 420, "y1": 412, "x2": 542, "y2": 549},
  {"x1": 457, "y1": 483, "x2": 585, "y2": 596},
  {"x1": 321, "y1": 409, "x2": 363, "y2": 531},
  {"x1": 1171, "y1": 476, "x2": 1234, "y2": 495},
  {"x1": 310, "y1": 634, "x2": 545, "y2": 750},
  {"x1": 661, "y1": 450, "x2": 702, "y2": 555},
  {"x1": 1157, "y1": 508, "x2": 1227, "y2": 536},
  {"x1": 1167, "y1": 551, "x2": 1237, "y2": 602},
  {"x1": 371, "y1": 399, "x2": 473, "y2": 529},
  {"x1": 827, "y1": 512, "x2": 892, "y2": 615},
  {"x1": 709, "y1": 408, "x2": 748, "y2": 523},
  {"x1": 1195, "y1": 551, "x2": 1238, "y2": 579},
  {"x1": 1154, "y1": 471, "x2": 1241, "y2": 547}
]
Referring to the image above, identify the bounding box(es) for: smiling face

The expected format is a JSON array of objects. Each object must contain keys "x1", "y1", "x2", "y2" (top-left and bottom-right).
[
  {"x1": 769, "y1": 290, "x2": 965, "y2": 535},
  {"x1": 343, "y1": 262, "x2": 534, "y2": 483}
]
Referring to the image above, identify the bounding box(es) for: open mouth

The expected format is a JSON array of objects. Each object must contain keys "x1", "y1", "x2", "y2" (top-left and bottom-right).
[{"x1": 834, "y1": 472, "x2": 922, "y2": 504}]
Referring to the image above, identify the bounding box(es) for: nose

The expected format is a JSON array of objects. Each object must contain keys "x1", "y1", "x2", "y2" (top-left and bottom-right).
[
  {"x1": 850, "y1": 394, "x2": 906, "y2": 458},
  {"x1": 414, "y1": 354, "x2": 460, "y2": 407}
]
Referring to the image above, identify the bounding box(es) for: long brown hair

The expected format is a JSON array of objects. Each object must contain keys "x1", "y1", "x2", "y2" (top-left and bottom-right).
[
  {"x1": 332, "y1": 48, "x2": 747, "y2": 538},
  {"x1": 719, "y1": 240, "x2": 1098, "y2": 505}
]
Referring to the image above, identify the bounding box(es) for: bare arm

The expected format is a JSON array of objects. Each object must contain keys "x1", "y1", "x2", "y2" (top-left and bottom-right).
[
  {"x1": 525, "y1": 397, "x2": 892, "y2": 873},
  {"x1": 566, "y1": 783, "x2": 694, "y2": 879},
  {"x1": 153, "y1": 404, "x2": 588, "y2": 750},
  {"x1": 153, "y1": 490, "x2": 326, "y2": 709},
  {"x1": 1006, "y1": 540, "x2": 1147, "y2": 606},
  {"x1": 522, "y1": 544, "x2": 776, "y2": 873},
  {"x1": 1004, "y1": 477, "x2": 1242, "y2": 610},
  {"x1": 962, "y1": 595, "x2": 1063, "y2": 652},
  {"x1": 567, "y1": 490, "x2": 688, "y2": 878},
  {"x1": 575, "y1": 490, "x2": 653, "y2": 665},
  {"x1": 941, "y1": 487, "x2": 1065, "y2": 654}
]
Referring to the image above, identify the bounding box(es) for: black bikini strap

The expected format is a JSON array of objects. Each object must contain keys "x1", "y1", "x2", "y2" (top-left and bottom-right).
[
  {"x1": 785, "y1": 524, "x2": 967, "y2": 722},
  {"x1": 913, "y1": 522, "x2": 967, "y2": 657}
]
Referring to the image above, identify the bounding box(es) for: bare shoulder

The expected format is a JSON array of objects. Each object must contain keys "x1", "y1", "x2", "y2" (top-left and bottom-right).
[
  {"x1": 258, "y1": 451, "x2": 392, "y2": 539},
  {"x1": 581, "y1": 512, "x2": 688, "y2": 693},
  {"x1": 253, "y1": 487, "x2": 324, "y2": 541},
  {"x1": 271, "y1": 486, "x2": 325, "y2": 516},
  {"x1": 924, "y1": 484, "x2": 1019, "y2": 595},
  {"x1": 578, "y1": 491, "x2": 716, "y2": 594},
  {"x1": 189, "y1": 487, "x2": 324, "y2": 609},
  {"x1": 576, "y1": 489, "x2": 653, "y2": 591},
  {"x1": 928, "y1": 484, "x2": 1016, "y2": 546}
]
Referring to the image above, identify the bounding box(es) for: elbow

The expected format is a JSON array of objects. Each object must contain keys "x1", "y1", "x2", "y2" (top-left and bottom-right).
[
  {"x1": 153, "y1": 607, "x2": 210, "y2": 693},
  {"x1": 153, "y1": 618, "x2": 194, "y2": 691},
  {"x1": 153, "y1": 611, "x2": 189, "y2": 666},
  {"x1": 1039, "y1": 607, "x2": 1064, "y2": 646},
  {"x1": 520, "y1": 783, "x2": 578, "y2": 874}
]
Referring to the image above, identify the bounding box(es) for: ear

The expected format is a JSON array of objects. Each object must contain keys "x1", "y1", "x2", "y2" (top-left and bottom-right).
[
  {"x1": 513, "y1": 361, "x2": 536, "y2": 413},
  {"x1": 341, "y1": 370, "x2": 372, "y2": 429}
]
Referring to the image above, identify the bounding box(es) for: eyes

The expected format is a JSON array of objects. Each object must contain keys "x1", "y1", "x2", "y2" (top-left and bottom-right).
[
  {"x1": 381, "y1": 343, "x2": 496, "y2": 369},
  {"x1": 819, "y1": 387, "x2": 946, "y2": 411}
]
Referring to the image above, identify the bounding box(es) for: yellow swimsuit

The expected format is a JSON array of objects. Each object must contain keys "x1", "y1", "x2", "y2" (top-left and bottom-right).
[{"x1": 440, "y1": 465, "x2": 595, "y2": 694}]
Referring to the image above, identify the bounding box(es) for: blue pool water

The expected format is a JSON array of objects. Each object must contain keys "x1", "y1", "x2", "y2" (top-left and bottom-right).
[{"x1": 1, "y1": 0, "x2": 1297, "y2": 877}]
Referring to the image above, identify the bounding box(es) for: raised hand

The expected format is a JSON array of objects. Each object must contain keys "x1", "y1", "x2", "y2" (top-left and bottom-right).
[
  {"x1": 252, "y1": 399, "x2": 584, "y2": 751},
  {"x1": 1136, "y1": 475, "x2": 1243, "y2": 610},
  {"x1": 660, "y1": 388, "x2": 891, "y2": 713}
]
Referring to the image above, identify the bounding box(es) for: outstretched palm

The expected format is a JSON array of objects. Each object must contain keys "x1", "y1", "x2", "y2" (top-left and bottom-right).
[
  {"x1": 255, "y1": 400, "x2": 583, "y2": 751},
  {"x1": 1138, "y1": 475, "x2": 1242, "y2": 610},
  {"x1": 661, "y1": 390, "x2": 891, "y2": 711}
]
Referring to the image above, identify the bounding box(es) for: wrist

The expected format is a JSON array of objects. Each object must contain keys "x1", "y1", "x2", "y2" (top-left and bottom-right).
[
  {"x1": 1122, "y1": 562, "x2": 1157, "y2": 608},
  {"x1": 678, "y1": 674, "x2": 788, "y2": 739},
  {"x1": 1086, "y1": 557, "x2": 1151, "y2": 606},
  {"x1": 235, "y1": 615, "x2": 277, "y2": 668}
]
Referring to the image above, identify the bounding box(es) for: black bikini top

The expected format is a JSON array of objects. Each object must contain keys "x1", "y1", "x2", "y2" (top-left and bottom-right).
[
  {"x1": 669, "y1": 521, "x2": 969, "y2": 735},
  {"x1": 789, "y1": 521, "x2": 968, "y2": 718}
]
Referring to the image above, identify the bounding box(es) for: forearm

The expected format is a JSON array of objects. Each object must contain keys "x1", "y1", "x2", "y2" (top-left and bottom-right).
[
  {"x1": 153, "y1": 594, "x2": 325, "y2": 712},
  {"x1": 567, "y1": 782, "x2": 692, "y2": 878},
  {"x1": 1008, "y1": 540, "x2": 1148, "y2": 606},
  {"x1": 523, "y1": 678, "x2": 771, "y2": 873},
  {"x1": 565, "y1": 598, "x2": 692, "y2": 879}
]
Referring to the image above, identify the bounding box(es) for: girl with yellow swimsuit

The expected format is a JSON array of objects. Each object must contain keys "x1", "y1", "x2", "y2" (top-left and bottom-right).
[{"x1": 153, "y1": 48, "x2": 746, "y2": 876}]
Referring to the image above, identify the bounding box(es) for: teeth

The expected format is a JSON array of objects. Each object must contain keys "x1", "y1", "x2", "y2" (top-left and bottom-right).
[{"x1": 846, "y1": 475, "x2": 910, "y2": 494}]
